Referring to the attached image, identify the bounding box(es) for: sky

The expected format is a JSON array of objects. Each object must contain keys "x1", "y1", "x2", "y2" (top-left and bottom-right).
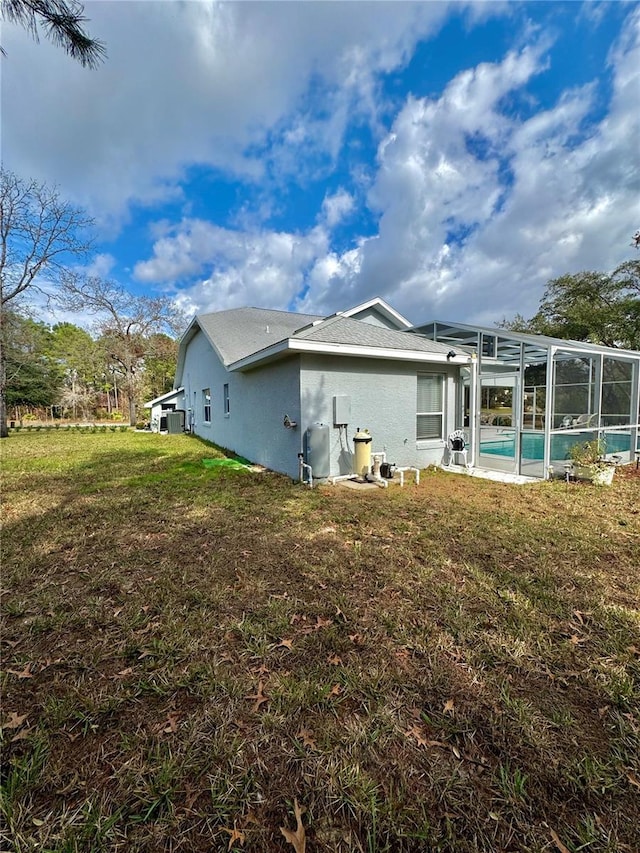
[{"x1": 2, "y1": 0, "x2": 639, "y2": 330}]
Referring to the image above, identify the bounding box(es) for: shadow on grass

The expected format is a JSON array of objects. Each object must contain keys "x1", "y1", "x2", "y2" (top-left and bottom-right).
[{"x1": 2, "y1": 434, "x2": 639, "y2": 852}]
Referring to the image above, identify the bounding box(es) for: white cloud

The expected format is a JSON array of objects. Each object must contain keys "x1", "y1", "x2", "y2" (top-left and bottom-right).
[
  {"x1": 136, "y1": 218, "x2": 329, "y2": 314},
  {"x1": 1, "y1": 0, "x2": 460, "y2": 228},
  {"x1": 296, "y1": 11, "x2": 640, "y2": 326},
  {"x1": 139, "y1": 9, "x2": 640, "y2": 326},
  {"x1": 321, "y1": 189, "x2": 355, "y2": 228},
  {"x1": 6, "y1": 1, "x2": 637, "y2": 331}
]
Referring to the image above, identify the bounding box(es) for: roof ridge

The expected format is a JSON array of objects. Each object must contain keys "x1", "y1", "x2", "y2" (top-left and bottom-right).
[{"x1": 197, "y1": 305, "x2": 323, "y2": 320}]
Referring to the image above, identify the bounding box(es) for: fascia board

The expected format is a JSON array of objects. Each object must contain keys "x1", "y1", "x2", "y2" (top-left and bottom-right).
[
  {"x1": 228, "y1": 338, "x2": 470, "y2": 371},
  {"x1": 343, "y1": 297, "x2": 413, "y2": 329}
]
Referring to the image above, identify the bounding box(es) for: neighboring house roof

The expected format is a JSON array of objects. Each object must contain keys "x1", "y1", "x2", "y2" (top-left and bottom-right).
[{"x1": 144, "y1": 387, "x2": 184, "y2": 408}]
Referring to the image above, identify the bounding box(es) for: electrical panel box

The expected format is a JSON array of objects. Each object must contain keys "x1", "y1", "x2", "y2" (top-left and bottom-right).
[{"x1": 333, "y1": 395, "x2": 351, "y2": 426}]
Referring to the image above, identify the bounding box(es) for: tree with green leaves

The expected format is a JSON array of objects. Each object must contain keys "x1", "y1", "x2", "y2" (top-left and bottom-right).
[
  {"x1": 1, "y1": 0, "x2": 105, "y2": 68},
  {"x1": 0, "y1": 168, "x2": 95, "y2": 437},
  {"x1": 503, "y1": 260, "x2": 640, "y2": 350},
  {"x1": 47, "y1": 321, "x2": 103, "y2": 419},
  {"x1": 142, "y1": 333, "x2": 179, "y2": 403},
  {"x1": 3, "y1": 312, "x2": 64, "y2": 420},
  {"x1": 59, "y1": 275, "x2": 186, "y2": 425}
]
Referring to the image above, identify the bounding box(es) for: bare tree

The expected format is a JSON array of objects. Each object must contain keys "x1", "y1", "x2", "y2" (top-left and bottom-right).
[
  {"x1": 1, "y1": 0, "x2": 106, "y2": 68},
  {"x1": 59, "y1": 274, "x2": 186, "y2": 425},
  {"x1": 0, "y1": 168, "x2": 94, "y2": 437}
]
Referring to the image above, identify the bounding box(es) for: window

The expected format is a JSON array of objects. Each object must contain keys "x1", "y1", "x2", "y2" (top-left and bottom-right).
[
  {"x1": 223, "y1": 383, "x2": 230, "y2": 415},
  {"x1": 417, "y1": 373, "x2": 444, "y2": 440},
  {"x1": 202, "y1": 387, "x2": 211, "y2": 423}
]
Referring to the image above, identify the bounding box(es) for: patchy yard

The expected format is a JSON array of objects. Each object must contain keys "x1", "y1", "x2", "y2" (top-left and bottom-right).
[{"x1": 1, "y1": 431, "x2": 639, "y2": 852}]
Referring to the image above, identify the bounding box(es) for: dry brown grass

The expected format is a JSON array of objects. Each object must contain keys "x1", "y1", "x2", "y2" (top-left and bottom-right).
[{"x1": 1, "y1": 431, "x2": 639, "y2": 852}]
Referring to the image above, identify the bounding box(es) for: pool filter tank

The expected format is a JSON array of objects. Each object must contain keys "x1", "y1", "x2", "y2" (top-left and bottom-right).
[{"x1": 353, "y1": 428, "x2": 372, "y2": 477}]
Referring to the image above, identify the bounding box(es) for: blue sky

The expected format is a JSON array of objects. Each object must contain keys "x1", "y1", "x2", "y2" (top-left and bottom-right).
[{"x1": 2, "y1": 1, "x2": 639, "y2": 329}]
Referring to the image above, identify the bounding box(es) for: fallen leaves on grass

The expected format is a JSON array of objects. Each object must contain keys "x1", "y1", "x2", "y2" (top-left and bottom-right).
[
  {"x1": 300, "y1": 615, "x2": 333, "y2": 635},
  {"x1": 298, "y1": 728, "x2": 317, "y2": 750},
  {"x1": 246, "y1": 681, "x2": 269, "y2": 712},
  {"x1": 404, "y1": 725, "x2": 448, "y2": 751},
  {"x1": 2, "y1": 711, "x2": 28, "y2": 729},
  {"x1": 627, "y1": 771, "x2": 640, "y2": 789},
  {"x1": 326, "y1": 654, "x2": 342, "y2": 665},
  {"x1": 404, "y1": 725, "x2": 430, "y2": 748},
  {"x1": 7, "y1": 663, "x2": 34, "y2": 679},
  {"x1": 443, "y1": 698, "x2": 455, "y2": 715},
  {"x1": 277, "y1": 638, "x2": 294, "y2": 650},
  {"x1": 549, "y1": 827, "x2": 571, "y2": 853},
  {"x1": 115, "y1": 667, "x2": 134, "y2": 678},
  {"x1": 223, "y1": 824, "x2": 245, "y2": 849},
  {"x1": 11, "y1": 727, "x2": 33, "y2": 742},
  {"x1": 280, "y1": 798, "x2": 306, "y2": 853},
  {"x1": 154, "y1": 712, "x2": 181, "y2": 734}
]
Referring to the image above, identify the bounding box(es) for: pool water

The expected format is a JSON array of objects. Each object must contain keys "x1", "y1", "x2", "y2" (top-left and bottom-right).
[{"x1": 480, "y1": 432, "x2": 631, "y2": 461}]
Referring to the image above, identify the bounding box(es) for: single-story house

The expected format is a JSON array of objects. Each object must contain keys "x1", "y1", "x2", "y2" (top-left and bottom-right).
[
  {"x1": 144, "y1": 387, "x2": 185, "y2": 432},
  {"x1": 150, "y1": 298, "x2": 640, "y2": 481}
]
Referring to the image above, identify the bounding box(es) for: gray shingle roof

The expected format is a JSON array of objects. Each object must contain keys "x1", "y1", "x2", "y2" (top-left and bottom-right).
[
  {"x1": 190, "y1": 305, "x2": 468, "y2": 370},
  {"x1": 196, "y1": 307, "x2": 322, "y2": 365},
  {"x1": 292, "y1": 315, "x2": 464, "y2": 356}
]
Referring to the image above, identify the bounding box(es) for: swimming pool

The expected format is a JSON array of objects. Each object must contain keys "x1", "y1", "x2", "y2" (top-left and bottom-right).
[{"x1": 480, "y1": 431, "x2": 632, "y2": 461}]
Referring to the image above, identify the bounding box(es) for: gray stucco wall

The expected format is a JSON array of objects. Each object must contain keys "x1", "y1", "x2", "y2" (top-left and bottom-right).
[
  {"x1": 181, "y1": 329, "x2": 462, "y2": 479},
  {"x1": 300, "y1": 353, "x2": 460, "y2": 476},
  {"x1": 181, "y1": 329, "x2": 303, "y2": 478}
]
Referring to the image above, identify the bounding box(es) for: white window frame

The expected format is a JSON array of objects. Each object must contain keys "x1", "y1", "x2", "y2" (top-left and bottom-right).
[
  {"x1": 223, "y1": 383, "x2": 230, "y2": 416},
  {"x1": 417, "y1": 373, "x2": 445, "y2": 441},
  {"x1": 202, "y1": 387, "x2": 211, "y2": 423}
]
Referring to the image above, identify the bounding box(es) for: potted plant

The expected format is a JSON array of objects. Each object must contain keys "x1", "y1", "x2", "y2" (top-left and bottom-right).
[{"x1": 568, "y1": 438, "x2": 615, "y2": 486}]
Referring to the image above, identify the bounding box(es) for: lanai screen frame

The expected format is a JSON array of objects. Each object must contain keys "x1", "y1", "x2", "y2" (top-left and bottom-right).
[{"x1": 412, "y1": 322, "x2": 640, "y2": 478}]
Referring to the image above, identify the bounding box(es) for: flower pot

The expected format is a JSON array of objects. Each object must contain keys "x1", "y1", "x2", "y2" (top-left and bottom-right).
[{"x1": 573, "y1": 463, "x2": 615, "y2": 486}]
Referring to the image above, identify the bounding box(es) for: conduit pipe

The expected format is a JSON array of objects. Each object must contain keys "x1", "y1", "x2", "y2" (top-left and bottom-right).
[
  {"x1": 368, "y1": 455, "x2": 388, "y2": 488},
  {"x1": 395, "y1": 466, "x2": 420, "y2": 487},
  {"x1": 298, "y1": 453, "x2": 313, "y2": 488},
  {"x1": 328, "y1": 474, "x2": 354, "y2": 485}
]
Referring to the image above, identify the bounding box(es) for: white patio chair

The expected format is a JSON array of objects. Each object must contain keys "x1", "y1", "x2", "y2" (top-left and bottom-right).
[{"x1": 447, "y1": 430, "x2": 469, "y2": 467}]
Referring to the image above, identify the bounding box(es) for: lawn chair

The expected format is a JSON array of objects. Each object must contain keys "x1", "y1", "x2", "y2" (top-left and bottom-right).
[
  {"x1": 447, "y1": 430, "x2": 469, "y2": 467},
  {"x1": 573, "y1": 413, "x2": 598, "y2": 428}
]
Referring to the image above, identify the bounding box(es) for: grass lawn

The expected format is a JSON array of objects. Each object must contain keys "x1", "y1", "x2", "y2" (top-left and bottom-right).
[{"x1": 1, "y1": 431, "x2": 639, "y2": 852}]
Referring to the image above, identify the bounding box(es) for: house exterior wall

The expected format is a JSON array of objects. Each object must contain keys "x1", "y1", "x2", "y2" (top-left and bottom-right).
[
  {"x1": 181, "y1": 328, "x2": 303, "y2": 477},
  {"x1": 299, "y1": 354, "x2": 460, "y2": 476},
  {"x1": 180, "y1": 329, "x2": 462, "y2": 479}
]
